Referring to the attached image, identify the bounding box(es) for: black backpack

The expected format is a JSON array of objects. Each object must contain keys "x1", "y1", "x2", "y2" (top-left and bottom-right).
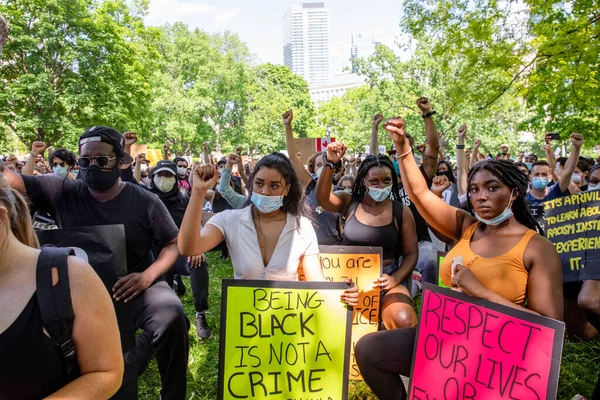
[{"x1": 36, "y1": 246, "x2": 80, "y2": 379}]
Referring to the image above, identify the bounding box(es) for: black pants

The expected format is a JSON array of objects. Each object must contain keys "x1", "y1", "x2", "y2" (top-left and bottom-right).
[
  {"x1": 190, "y1": 259, "x2": 209, "y2": 312},
  {"x1": 132, "y1": 281, "x2": 189, "y2": 400},
  {"x1": 355, "y1": 328, "x2": 417, "y2": 400}
]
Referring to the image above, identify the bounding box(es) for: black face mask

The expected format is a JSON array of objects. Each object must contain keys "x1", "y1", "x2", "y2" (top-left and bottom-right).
[{"x1": 79, "y1": 165, "x2": 121, "y2": 191}]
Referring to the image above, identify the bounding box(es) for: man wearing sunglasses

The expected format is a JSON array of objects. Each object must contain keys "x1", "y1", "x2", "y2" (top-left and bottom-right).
[{"x1": 0, "y1": 126, "x2": 189, "y2": 400}]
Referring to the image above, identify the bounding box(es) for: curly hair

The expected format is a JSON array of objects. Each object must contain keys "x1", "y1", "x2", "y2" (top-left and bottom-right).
[
  {"x1": 467, "y1": 159, "x2": 539, "y2": 231},
  {"x1": 352, "y1": 155, "x2": 400, "y2": 203},
  {"x1": 49, "y1": 148, "x2": 77, "y2": 167},
  {"x1": 307, "y1": 152, "x2": 323, "y2": 174},
  {"x1": 244, "y1": 152, "x2": 310, "y2": 228}
]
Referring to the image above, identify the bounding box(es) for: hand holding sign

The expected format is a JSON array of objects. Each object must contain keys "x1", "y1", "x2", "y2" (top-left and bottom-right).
[
  {"x1": 326, "y1": 141, "x2": 347, "y2": 164},
  {"x1": 341, "y1": 278, "x2": 359, "y2": 306},
  {"x1": 451, "y1": 264, "x2": 489, "y2": 299},
  {"x1": 373, "y1": 273, "x2": 401, "y2": 291}
]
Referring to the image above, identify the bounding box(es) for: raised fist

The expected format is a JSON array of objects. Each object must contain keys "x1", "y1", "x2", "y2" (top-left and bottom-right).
[
  {"x1": 136, "y1": 153, "x2": 147, "y2": 163},
  {"x1": 123, "y1": 132, "x2": 138, "y2": 146},
  {"x1": 416, "y1": 97, "x2": 431, "y2": 113},
  {"x1": 31, "y1": 141, "x2": 47, "y2": 156},
  {"x1": 325, "y1": 142, "x2": 348, "y2": 164},
  {"x1": 372, "y1": 113, "x2": 384, "y2": 127},
  {"x1": 163, "y1": 143, "x2": 170, "y2": 152},
  {"x1": 383, "y1": 117, "x2": 407, "y2": 148},
  {"x1": 282, "y1": 109, "x2": 293, "y2": 126},
  {"x1": 570, "y1": 133, "x2": 584, "y2": 149},
  {"x1": 474, "y1": 139, "x2": 481, "y2": 148},
  {"x1": 226, "y1": 153, "x2": 240, "y2": 168},
  {"x1": 192, "y1": 164, "x2": 219, "y2": 193},
  {"x1": 457, "y1": 124, "x2": 467, "y2": 138},
  {"x1": 202, "y1": 142, "x2": 209, "y2": 150},
  {"x1": 416, "y1": 143, "x2": 427, "y2": 154},
  {"x1": 431, "y1": 175, "x2": 450, "y2": 197},
  {"x1": 542, "y1": 144, "x2": 552, "y2": 153}
]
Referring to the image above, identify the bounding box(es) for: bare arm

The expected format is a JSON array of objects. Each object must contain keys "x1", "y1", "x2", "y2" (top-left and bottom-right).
[
  {"x1": 163, "y1": 143, "x2": 170, "y2": 161},
  {"x1": 24, "y1": 141, "x2": 47, "y2": 176},
  {"x1": 178, "y1": 166, "x2": 225, "y2": 256},
  {"x1": 456, "y1": 125, "x2": 468, "y2": 197},
  {"x1": 302, "y1": 254, "x2": 326, "y2": 281},
  {"x1": 47, "y1": 256, "x2": 123, "y2": 399},
  {"x1": 391, "y1": 207, "x2": 418, "y2": 283},
  {"x1": 133, "y1": 154, "x2": 144, "y2": 184},
  {"x1": 122, "y1": 132, "x2": 137, "y2": 169},
  {"x1": 369, "y1": 113, "x2": 383, "y2": 156},
  {"x1": 236, "y1": 158, "x2": 249, "y2": 187},
  {"x1": 0, "y1": 163, "x2": 26, "y2": 193},
  {"x1": 558, "y1": 134, "x2": 583, "y2": 193},
  {"x1": 314, "y1": 142, "x2": 352, "y2": 214},
  {"x1": 385, "y1": 118, "x2": 476, "y2": 241},
  {"x1": 202, "y1": 143, "x2": 212, "y2": 165},
  {"x1": 282, "y1": 109, "x2": 313, "y2": 189},
  {"x1": 417, "y1": 98, "x2": 440, "y2": 179},
  {"x1": 543, "y1": 142, "x2": 557, "y2": 181},
  {"x1": 144, "y1": 240, "x2": 179, "y2": 282},
  {"x1": 470, "y1": 140, "x2": 481, "y2": 170}
]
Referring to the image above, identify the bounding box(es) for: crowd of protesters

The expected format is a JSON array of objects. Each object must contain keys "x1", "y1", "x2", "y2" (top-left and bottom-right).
[{"x1": 0, "y1": 14, "x2": 598, "y2": 400}]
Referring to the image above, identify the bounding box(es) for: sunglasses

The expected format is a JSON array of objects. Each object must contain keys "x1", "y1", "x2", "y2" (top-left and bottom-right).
[
  {"x1": 51, "y1": 162, "x2": 66, "y2": 168},
  {"x1": 78, "y1": 156, "x2": 116, "y2": 168}
]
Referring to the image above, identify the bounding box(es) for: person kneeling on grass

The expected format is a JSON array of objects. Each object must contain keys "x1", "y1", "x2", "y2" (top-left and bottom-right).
[
  {"x1": 178, "y1": 152, "x2": 359, "y2": 305},
  {"x1": 354, "y1": 117, "x2": 564, "y2": 400}
]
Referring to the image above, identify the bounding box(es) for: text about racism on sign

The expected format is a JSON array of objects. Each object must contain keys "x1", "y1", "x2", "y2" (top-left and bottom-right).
[
  {"x1": 409, "y1": 285, "x2": 564, "y2": 400},
  {"x1": 217, "y1": 280, "x2": 352, "y2": 400}
]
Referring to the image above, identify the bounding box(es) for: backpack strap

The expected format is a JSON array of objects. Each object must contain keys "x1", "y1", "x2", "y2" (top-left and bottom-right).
[
  {"x1": 392, "y1": 200, "x2": 405, "y2": 259},
  {"x1": 36, "y1": 245, "x2": 78, "y2": 377}
]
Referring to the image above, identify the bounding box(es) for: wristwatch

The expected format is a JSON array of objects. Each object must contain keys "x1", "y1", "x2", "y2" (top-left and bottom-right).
[{"x1": 421, "y1": 111, "x2": 437, "y2": 119}]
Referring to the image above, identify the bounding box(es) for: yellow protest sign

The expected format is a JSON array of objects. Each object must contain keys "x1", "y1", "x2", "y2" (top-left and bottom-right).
[
  {"x1": 218, "y1": 279, "x2": 352, "y2": 400},
  {"x1": 299, "y1": 246, "x2": 382, "y2": 380}
]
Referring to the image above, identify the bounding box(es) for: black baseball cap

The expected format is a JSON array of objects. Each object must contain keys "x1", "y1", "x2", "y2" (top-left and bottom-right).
[
  {"x1": 78, "y1": 126, "x2": 133, "y2": 164},
  {"x1": 217, "y1": 157, "x2": 227, "y2": 166},
  {"x1": 152, "y1": 160, "x2": 177, "y2": 177}
]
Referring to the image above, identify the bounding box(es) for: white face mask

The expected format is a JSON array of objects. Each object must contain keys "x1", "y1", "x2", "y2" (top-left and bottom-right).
[
  {"x1": 141, "y1": 164, "x2": 149, "y2": 172},
  {"x1": 588, "y1": 183, "x2": 600, "y2": 191},
  {"x1": 474, "y1": 189, "x2": 515, "y2": 226},
  {"x1": 315, "y1": 167, "x2": 323, "y2": 178},
  {"x1": 153, "y1": 175, "x2": 176, "y2": 193},
  {"x1": 177, "y1": 167, "x2": 187, "y2": 176},
  {"x1": 572, "y1": 173, "x2": 582, "y2": 184}
]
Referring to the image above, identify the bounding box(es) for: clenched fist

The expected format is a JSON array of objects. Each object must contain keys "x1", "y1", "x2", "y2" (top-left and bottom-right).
[
  {"x1": 282, "y1": 109, "x2": 293, "y2": 126},
  {"x1": 31, "y1": 141, "x2": 47, "y2": 156},
  {"x1": 417, "y1": 97, "x2": 431, "y2": 114},
  {"x1": 123, "y1": 132, "x2": 138, "y2": 146},
  {"x1": 192, "y1": 164, "x2": 219, "y2": 193},
  {"x1": 325, "y1": 142, "x2": 348, "y2": 164},
  {"x1": 570, "y1": 133, "x2": 584, "y2": 149}
]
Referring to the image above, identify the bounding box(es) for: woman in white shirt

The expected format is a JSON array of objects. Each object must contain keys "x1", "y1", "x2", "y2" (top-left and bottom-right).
[{"x1": 179, "y1": 153, "x2": 358, "y2": 304}]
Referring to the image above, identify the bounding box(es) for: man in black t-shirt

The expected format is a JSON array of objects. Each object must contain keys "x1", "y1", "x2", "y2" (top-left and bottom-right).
[{"x1": 1, "y1": 126, "x2": 188, "y2": 400}]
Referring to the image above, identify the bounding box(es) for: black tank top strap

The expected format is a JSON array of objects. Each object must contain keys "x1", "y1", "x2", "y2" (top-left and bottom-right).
[
  {"x1": 392, "y1": 200, "x2": 405, "y2": 258},
  {"x1": 36, "y1": 246, "x2": 79, "y2": 378}
]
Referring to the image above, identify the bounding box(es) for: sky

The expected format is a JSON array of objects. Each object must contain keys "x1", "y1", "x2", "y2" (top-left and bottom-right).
[{"x1": 145, "y1": 0, "x2": 405, "y2": 65}]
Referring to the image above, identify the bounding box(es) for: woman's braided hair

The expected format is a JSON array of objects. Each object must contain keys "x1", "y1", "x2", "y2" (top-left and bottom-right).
[{"x1": 467, "y1": 159, "x2": 540, "y2": 232}]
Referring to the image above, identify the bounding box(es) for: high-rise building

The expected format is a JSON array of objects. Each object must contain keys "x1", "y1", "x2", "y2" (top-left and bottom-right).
[
  {"x1": 350, "y1": 30, "x2": 382, "y2": 72},
  {"x1": 283, "y1": 3, "x2": 330, "y2": 88}
]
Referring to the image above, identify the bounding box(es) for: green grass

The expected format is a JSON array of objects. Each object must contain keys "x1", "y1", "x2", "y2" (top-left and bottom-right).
[{"x1": 139, "y1": 253, "x2": 599, "y2": 399}]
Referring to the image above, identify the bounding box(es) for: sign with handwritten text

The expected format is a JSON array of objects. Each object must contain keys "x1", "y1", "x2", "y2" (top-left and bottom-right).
[
  {"x1": 409, "y1": 284, "x2": 564, "y2": 400},
  {"x1": 217, "y1": 280, "x2": 352, "y2": 400},
  {"x1": 544, "y1": 191, "x2": 600, "y2": 282}
]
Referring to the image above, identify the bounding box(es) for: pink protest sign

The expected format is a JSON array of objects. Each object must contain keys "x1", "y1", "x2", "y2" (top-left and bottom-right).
[{"x1": 409, "y1": 284, "x2": 564, "y2": 400}]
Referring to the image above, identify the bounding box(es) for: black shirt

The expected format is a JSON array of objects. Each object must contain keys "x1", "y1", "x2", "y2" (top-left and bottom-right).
[
  {"x1": 23, "y1": 175, "x2": 179, "y2": 274},
  {"x1": 397, "y1": 165, "x2": 432, "y2": 243}
]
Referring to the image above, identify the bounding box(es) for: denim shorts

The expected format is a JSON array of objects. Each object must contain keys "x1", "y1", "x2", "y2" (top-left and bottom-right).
[{"x1": 382, "y1": 260, "x2": 412, "y2": 292}]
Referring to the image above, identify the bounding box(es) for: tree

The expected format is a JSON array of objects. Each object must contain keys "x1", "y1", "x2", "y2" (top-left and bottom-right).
[
  {"x1": 401, "y1": 0, "x2": 600, "y2": 145},
  {"x1": 0, "y1": 0, "x2": 154, "y2": 148},
  {"x1": 241, "y1": 64, "x2": 315, "y2": 155}
]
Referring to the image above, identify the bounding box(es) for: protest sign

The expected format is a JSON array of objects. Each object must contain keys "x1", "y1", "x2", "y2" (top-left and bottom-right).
[
  {"x1": 436, "y1": 252, "x2": 449, "y2": 288},
  {"x1": 409, "y1": 284, "x2": 564, "y2": 400},
  {"x1": 544, "y1": 191, "x2": 600, "y2": 282},
  {"x1": 37, "y1": 225, "x2": 137, "y2": 399},
  {"x1": 218, "y1": 279, "x2": 352, "y2": 400},
  {"x1": 316, "y1": 245, "x2": 383, "y2": 380}
]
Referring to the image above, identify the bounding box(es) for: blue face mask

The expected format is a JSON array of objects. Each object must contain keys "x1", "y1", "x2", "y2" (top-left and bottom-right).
[
  {"x1": 474, "y1": 190, "x2": 514, "y2": 226},
  {"x1": 531, "y1": 178, "x2": 548, "y2": 190},
  {"x1": 53, "y1": 165, "x2": 69, "y2": 177},
  {"x1": 251, "y1": 192, "x2": 284, "y2": 214},
  {"x1": 524, "y1": 162, "x2": 533, "y2": 171},
  {"x1": 367, "y1": 185, "x2": 392, "y2": 202}
]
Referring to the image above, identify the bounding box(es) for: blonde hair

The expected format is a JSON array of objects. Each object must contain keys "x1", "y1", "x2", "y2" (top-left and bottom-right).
[{"x1": 0, "y1": 176, "x2": 39, "y2": 248}]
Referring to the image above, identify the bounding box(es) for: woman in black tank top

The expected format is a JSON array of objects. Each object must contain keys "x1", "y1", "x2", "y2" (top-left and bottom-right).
[
  {"x1": 315, "y1": 145, "x2": 419, "y2": 330},
  {"x1": 0, "y1": 176, "x2": 123, "y2": 399}
]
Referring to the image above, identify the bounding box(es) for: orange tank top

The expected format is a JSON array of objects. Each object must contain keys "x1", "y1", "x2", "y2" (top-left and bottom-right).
[{"x1": 440, "y1": 222, "x2": 537, "y2": 306}]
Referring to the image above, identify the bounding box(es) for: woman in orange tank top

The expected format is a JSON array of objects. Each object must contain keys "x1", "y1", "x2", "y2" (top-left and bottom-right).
[{"x1": 354, "y1": 115, "x2": 564, "y2": 400}]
